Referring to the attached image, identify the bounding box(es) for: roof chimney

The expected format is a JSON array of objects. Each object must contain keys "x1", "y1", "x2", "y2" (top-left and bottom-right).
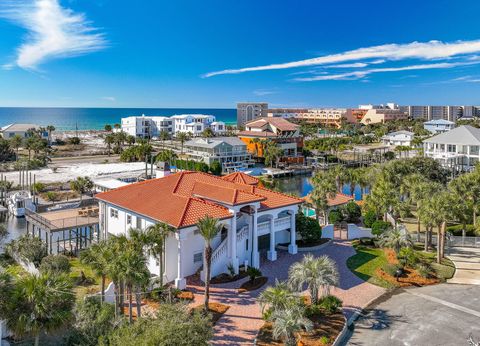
[{"x1": 156, "y1": 161, "x2": 171, "y2": 179}]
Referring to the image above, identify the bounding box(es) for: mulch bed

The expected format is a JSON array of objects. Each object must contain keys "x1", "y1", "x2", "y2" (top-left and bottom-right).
[
  {"x1": 192, "y1": 302, "x2": 230, "y2": 324},
  {"x1": 256, "y1": 311, "x2": 344, "y2": 346},
  {"x1": 211, "y1": 270, "x2": 249, "y2": 284},
  {"x1": 378, "y1": 248, "x2": 440, "y2": 287},
  {"x1": 238, "y1": 277, "x2": 268, "y2": 293},
  {"x1": 176, "y1": 290, "x2": 195, "y2": 300}
]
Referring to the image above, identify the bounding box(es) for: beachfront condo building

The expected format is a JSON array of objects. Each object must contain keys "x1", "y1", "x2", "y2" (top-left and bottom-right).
[
  {"x1": 238, "y1": 117, "x2": 304, "y2": 164},
  {"x1": 121, "y1": 114, "x2": 225, "y2": 138},
  {"x1": 184, "y1": 137, "x2": 254, "y2": 173},
  {"x1": 237, "y1": 103, "x2": 268, "y2": 128},
  {"x1": 423, "y1": 125, "x2": 480, "y2": 170},
  {"x1": 96, "y1": 171, "x2": 302, "y2": 289},
  {"x1": 397, "y1": 105, "x2": 480, "y2": 121},
  {"x1": 343, "y1": 108, "x2": 408, "y2": 125}
]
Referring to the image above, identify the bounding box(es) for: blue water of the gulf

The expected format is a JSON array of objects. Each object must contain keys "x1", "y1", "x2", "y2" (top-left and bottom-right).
[{"x1": 0, "y1": 107, "x2": 237, "y2": 131}]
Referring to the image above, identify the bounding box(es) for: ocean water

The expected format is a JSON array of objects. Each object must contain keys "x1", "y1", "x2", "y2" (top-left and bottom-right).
[{"x1": 0, "y1": 107, "x2": 237, "y2": 131}]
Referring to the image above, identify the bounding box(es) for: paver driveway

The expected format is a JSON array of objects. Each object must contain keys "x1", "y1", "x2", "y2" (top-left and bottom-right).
[{"x1": 187, "y1": 241, "x2": 386, "y2": 345}]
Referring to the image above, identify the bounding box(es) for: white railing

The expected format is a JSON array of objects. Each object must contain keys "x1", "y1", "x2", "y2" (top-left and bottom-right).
[
  {"x1": 236, "y1": 225, "x2": 249, "y2": 242},
  {"x1": 258, "y1": 221, "x2": 269, "y2": 233},
  {"x1": 212, "y1": 237, "x2": 228, "y2": 264},
  {"x1": 274, "y1": 216, "x2": 291, "y2": 229}
]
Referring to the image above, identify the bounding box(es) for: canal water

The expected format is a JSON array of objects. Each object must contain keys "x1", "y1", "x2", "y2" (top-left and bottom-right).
[{"x1": 267, "y1": 174, "x2": 369, "y2": 200}]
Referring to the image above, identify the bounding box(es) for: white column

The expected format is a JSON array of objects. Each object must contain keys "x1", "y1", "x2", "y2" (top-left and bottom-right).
[
  {"x1": 229, "y1": 209, "x2": 239, "y2": 274},
  {"x1": 267, "y1": 216, "x2": 277, "y2": 261},
  {"x1": 288, "y1": 211, "x2": 298, "y2": 254},
  {"x1": 252, "y1": 207, "x2": 260, "y2": 268},
  {"x1": 175, "y1": 232, "x2": 186, "y2": 289}
]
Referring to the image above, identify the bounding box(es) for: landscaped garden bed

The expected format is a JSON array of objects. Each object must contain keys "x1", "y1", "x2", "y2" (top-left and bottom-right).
[
  {"x1": 347, "y1": 238, "x2": 455, "y2": 289},
  {"x1": 238, "y1": 276, "x2": 268, "y2": 292},
  {"x1": 211, "y1": 265, "x2": 249, "y2": 284}
]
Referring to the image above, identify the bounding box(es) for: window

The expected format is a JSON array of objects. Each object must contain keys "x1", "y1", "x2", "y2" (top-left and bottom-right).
[
  {"x1": 193, "y1": 252, "x2": 203, "y2": 263},
  {"x1": 126, "y1": 214, "x2": 132, "y2": 224},
  {"x1": 447, "y1": 144, "x2": 456, "y2": 153},
  {"x1": 110, "y1": 208, "x2": 118, "y2": 218},
  {"x1": 470, "y1": 146, "x2": 479, "y2": 155},
  {"x1": 136, "y1": 217, "x2": 142, "y2": 229}
]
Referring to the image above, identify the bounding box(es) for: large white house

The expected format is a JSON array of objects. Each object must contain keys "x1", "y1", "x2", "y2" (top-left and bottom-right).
[
  {"x1": 95, "y1": 171, "x2": 302, "y2": 289},
  {"x1": 121, "y1": 114, "x2": 225, "y2": 138},
  {"x1": 423, "y1": 125, "x2": 480, "y2": 169},
  {"x1": 184, "y1": 137, "x2": 254, "y2": 173}
]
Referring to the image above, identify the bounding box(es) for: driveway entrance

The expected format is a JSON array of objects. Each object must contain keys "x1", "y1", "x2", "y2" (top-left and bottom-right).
[{"x1": 447, "y1": 246, "x2": 480, "y2": 285}]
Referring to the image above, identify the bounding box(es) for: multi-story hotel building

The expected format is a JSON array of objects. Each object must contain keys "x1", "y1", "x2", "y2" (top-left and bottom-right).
[
  {"x1": 236, "y1": 103, "x2": 269, "y2": 128},
  {"x1": 398, "y1": 105, "x2": 480, "y2": 121}
]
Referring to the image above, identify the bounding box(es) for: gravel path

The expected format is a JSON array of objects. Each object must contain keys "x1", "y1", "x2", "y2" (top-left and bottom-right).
[{"x1": 187, "y1": 241, "x2": 386, "y2": 345}]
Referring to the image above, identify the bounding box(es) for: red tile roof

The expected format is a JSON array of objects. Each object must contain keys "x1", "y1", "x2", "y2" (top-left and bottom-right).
[
  {"x1": 237, "y1": 130, "x2": 278, "y2": 138},
  {"x1": 96, "y1": 171, "x2": 302, "y2": 229},
  {"x1": 246, "y1": 117, "x2": 299, "y2": 132},
  {"x1": 222, "y1": 172, "x2": 259, "y2": 185}
]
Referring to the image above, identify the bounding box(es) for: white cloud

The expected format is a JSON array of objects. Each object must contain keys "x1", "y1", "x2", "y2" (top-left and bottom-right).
[
  {"x1": 0, "y1": 0, "x2": 107, "y2": 70},
  {"x1": 325, "y1": 62, "x2": 368, "y2": 68},
  {"x1": 203, "y1": 39, "x2": 480, "y2": 78},
  {"x1": 294, "y1": 61, "x2": 480, "y2": 81},
  {"x1": 101, "y1": 96, "x2": 116, "y2": 102},
  {"x1": 253, "y1": 89, "x2": 277, "y2": 96}
]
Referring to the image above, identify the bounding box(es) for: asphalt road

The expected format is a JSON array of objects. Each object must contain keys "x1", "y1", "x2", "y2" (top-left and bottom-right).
[{"x1": 343, "y1": 284, "x2": 480, "y2": 346}]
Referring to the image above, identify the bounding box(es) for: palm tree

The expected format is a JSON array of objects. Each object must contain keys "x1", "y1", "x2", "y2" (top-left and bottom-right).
[
  {"x1": 9, "y1": 135, "x2": 23, "y2": 161},
  {"x1": 70, "y1": 176, "x2": 94, "y2": 200},
  {"x1": 258, "y1": 280, "x2": 299, "y2": 316},
  {"x1": 196, "y1": 215, "x2": 222, "y2": 311},
  {"x1": 104, "y1": 124, "x2": 112, "y2": 132},
  {"x1": 0, "y1": 272, "x2": 74, "y2": 346},
  {"x1": 378, "y1": 229, "x2": 413, "y2": 254},
  {"x1": 310, "y1": 171, "x2": 336, "y2": 224},
  {"x1": 449, "y1": 172, "x2": 480, "y2": 226},
  {"x1": 80, "y1": 241, "x2": 111, "y2": 303},
  {"x1": 104, "y1": 133, "x2": 115, "y2": 156},
  {"x1": 264, "y1": 140, "x2": 283, "y2": 168},
  {"x1": 159, "y1": 130, "x2": 170, "y2": 149},
  {"x1": 288, "y1": 254, "x2": 339, "y2": 305},
  {"x1": 46, "y1": 125, "x2": 55, "y2": 144},
  {"x1": 176, "y1": 132, "x2": 189, "y2": 155},
  {"x1": 271, "y1": 305, "x2": 313, "y2": 346},
  {"x1": 145, "y1": 223, "x2": 175, "y2": 287},
  {"x1": 126, "y1": 135, "x2": 136, "y2": 147}
]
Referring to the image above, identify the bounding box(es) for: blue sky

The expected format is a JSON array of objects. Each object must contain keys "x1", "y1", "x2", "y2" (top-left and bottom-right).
[{"x1": 1, "y1": 0, "x2": 480, "y2": 108}]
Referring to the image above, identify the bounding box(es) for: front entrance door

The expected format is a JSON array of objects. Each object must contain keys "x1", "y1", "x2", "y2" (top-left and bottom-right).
[{"x1": 258, "y1": 234, "x2": 270, "y2": 251}]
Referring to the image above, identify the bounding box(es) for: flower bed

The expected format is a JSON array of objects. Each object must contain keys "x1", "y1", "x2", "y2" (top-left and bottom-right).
[
  {"x1": 238, "y1": 276, "x2": 268, "y2": 293},
  {"x1": 256, "y1": 311, "x2": 345, "y2": 346},
  {"x1": 192, "y1": 302, "x2": 230, "y2": 324},
  {"x1": 211, "y1": 269, "x2": 249, "y2": 284}
]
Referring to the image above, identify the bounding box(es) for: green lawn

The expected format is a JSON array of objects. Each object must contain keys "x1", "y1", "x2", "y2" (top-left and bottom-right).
[
  {"x1": 69, "y1": 258, "x2": 105, "y2": 300},
  {"x1": 414, "y1": 248, "x2": 456, "y2": 281},
  {"x1": 346, "y1": 242, "x2": 395, "y2": 289}
]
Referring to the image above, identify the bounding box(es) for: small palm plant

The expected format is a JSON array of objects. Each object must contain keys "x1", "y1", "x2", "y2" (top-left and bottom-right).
[
  {"x1": 258, "y1": 280, "x2": 300, "y2": 319},
  {"x1": 196, "y1": 215, "x2": 222, "y2": 311},
  {"x1": 379, "y1": 228, "x2": 413, "y2": 254},
  {"x1": 288, "y1": 254, "x2": 339, "y2": 305},
  {"x1": 79, "y1": 240, "x2": 112, "y2": 303},
  {"x1": 271, "y1": 304, "x2": 313, "y2": 346}
]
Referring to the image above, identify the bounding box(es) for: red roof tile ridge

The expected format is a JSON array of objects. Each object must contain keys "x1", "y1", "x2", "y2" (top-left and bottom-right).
[
  {"x1": 191, "y1": 179, "x2": 265, "y2": 204},
  {"x1": 254, "y1": 186, "x2": 304, "y2": 203},
  {"x1": 232, "y1": 189, "x2": 238, "y2": 204}
]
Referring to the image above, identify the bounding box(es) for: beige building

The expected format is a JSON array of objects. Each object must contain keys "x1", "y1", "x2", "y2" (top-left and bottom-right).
[
  {"x1": 344, "y1": 108, "x2": 407, "y2": 125},
  {"x1": 296, "y1": 108, "x2": 347, "y2": 128},
  {"x1": 236, "y1": 103, "x2": 268, "y2": 128}
]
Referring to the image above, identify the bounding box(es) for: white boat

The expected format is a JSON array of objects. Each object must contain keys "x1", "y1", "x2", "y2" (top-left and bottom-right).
[{"x1": 7, "y1": 191, "x2": 35, "y2": 217}]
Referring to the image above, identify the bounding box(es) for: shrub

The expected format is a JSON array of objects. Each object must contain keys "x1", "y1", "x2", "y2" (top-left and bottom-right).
[
  {"x1": 32, "y1": 182, "x2": 46, "y2": 193},
  {"x1": 416, "y1": 263, "x2": 431, "y2": 278},
  {"x1": 5, "y1": 235, "x2": 47, "y2": 267},
  {"x1": 371, "y1": 220, "x2": 391, "y2": 237},
  {"x1": 446, "y1": 224, "x2": 477, "y2": 236},
  {"x1": 246, "y1": 267, "x2": 262, "y2": 283},
  {"x1": 296, "y1": 213, "x2": 322, "y2": 244},
  {"x1": 359, "y1": 237, "x2": 374, "y2": 246},
  {"x1": 398, "y1": 247, "x2": 420, "y2": 267},
  {"x1": 382, "y1": 263, "x2": 403, "y2": 276},
  {"x1": 209, "y1": 161, "x2": 222, "y2": 175},
  {"x1": 328, "y1": 210, "x2": 343, "y2": 224},
  {"x1": 341, "y1": 201, "x2": 361, "y2": 223},
  {"x1": 318, "y1": 295, "x2": 343, "y2": 314},
  {"x1": 45, "y1": 191, "x2": 59, "y2": 202},
  {"x1": 39, "y1": 254, "x2": 71, "y2": 274},
  {"x1": 363, "y1": 209, "x2": 377, "y2": 228},
  {"x1": 68, "y1": 137, "x2": 81, "y2": 145}
]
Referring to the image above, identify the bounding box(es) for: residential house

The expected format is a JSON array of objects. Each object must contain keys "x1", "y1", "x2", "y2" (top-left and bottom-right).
[
  {"x1": 184, "y1": 137, "x2": 254, "y2": 173},
  {"x1": 238, "y1": 117, "x2": 304, "y2": 164},
  {"x1": 424, "y1": 119, "x2": 455, "y2": 134},
  {"x1": 95, "y1": 171, "x2": 303, "y2": 289},
  {"x1": 381, "y1": 131, "x2": 415, "y2": 147},
  {"x1": 0, "y1": 124, "x2": 49, "y2": 140},
  {"x1": 171, "y1": 114, "x2": 225, "y2": 137},
  {"x1": 423, "y1": 125, "x2": 480, "y2": 170}
]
